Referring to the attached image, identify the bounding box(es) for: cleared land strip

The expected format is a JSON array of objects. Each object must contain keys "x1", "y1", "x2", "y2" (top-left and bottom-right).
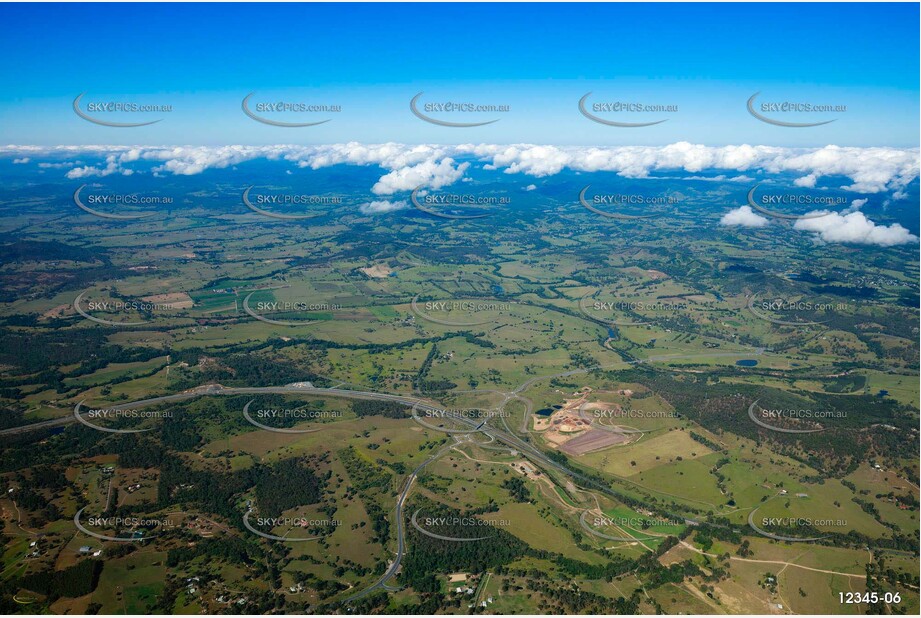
[{"x1": 678, "y1": 540, "x2": 867, "y2": 579}]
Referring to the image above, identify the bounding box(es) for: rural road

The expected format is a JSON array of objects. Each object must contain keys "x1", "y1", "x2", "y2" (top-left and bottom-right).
[{"x1": 678, "y1": 540, "x2": 867, "y2": 579}]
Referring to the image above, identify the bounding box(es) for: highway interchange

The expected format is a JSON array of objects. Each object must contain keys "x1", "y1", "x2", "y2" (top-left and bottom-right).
[{"x1": 3, "y1": 348, "x2": 772, "y2": 602}]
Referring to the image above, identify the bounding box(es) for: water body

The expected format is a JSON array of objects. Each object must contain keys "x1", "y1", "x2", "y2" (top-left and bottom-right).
[{"x1": 735, "y1": 359, "x2": 758, "y2": 367}]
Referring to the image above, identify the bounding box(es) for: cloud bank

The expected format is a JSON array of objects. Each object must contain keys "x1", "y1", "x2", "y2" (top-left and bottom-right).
[
  {"x1": 2, "y1": 142, "x2": 916, "y2": 196},
  {"x1": 2, "y1": 142, "x2": 916, "y2": 246}
]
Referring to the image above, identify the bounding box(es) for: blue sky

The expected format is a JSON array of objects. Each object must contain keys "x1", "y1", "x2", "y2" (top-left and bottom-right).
[{"x1": 1, "y1": 2, "x2": 918, "y2": 146}]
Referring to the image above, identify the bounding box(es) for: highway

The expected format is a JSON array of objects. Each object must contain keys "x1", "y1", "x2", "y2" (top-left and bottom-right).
[
  {"x1": 1, "y1": 347, "x2": 764, "y2": 438},
  {"x1": 4, "y1": 347, "x2": 768, "y2": 604},
  {"x1": 343, "y1": 441, "x2": 456, "y2": 603}
]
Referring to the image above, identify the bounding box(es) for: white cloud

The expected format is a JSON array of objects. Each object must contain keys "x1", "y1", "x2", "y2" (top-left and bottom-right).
[
  {"x1": 12, "y1": 157, "x2": 29, "y2": 164},
  {"x1": 65, "y1": 155, "x2": 131, "y2": 179},
  {"x1": 793, "y1": 211, "x2": 918, "y2": 246},
  {"x1": 793, "y1": 174, "x2": 817, "y2": 188},
  {"x1": 768, "y1": 145, "x2": 919, "y2": 194},
  {"x1": 371, "y1": 158, "x2": 469, "y2": 195},
  {"x1": 524, "y1": 184, "x2": 537, "y2": 191},
  {"x1": 360, "y1": 199, "x2": 408, "y2": 214},
  {"x1": 662, "y1": 174, "x2": 755, "y2": 183},
  {"x1": 464, "y1": 142, "x2": 918, "y2": 193},
  {"x1": 146, "y1": 146, "x2": 263, "y2": 176},
  {"x1": 474, "y1": 144, "x2": 571, "y2": 177},
  {"x1": 844, "y1": 198, "x2": 868, "y2": 213},
  {"x1": 65, "y1": 165, "x2": 103, "y2": 179},
  {"x1": 290, "y1": 143, "x2": 448, "y2": 171},
  {"x1": 719, "y1": 205, "x2": 770, "y2": 228}
]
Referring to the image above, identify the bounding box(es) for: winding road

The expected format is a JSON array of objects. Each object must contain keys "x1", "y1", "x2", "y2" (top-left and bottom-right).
[{"x1": 343, "y1": 441, "x2": 457, "y2": 602}]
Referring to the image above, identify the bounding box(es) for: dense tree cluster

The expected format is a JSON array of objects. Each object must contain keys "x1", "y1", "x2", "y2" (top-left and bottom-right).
[{"x1": 19, "y1": 559, "x2": 103, "y2": 600}]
